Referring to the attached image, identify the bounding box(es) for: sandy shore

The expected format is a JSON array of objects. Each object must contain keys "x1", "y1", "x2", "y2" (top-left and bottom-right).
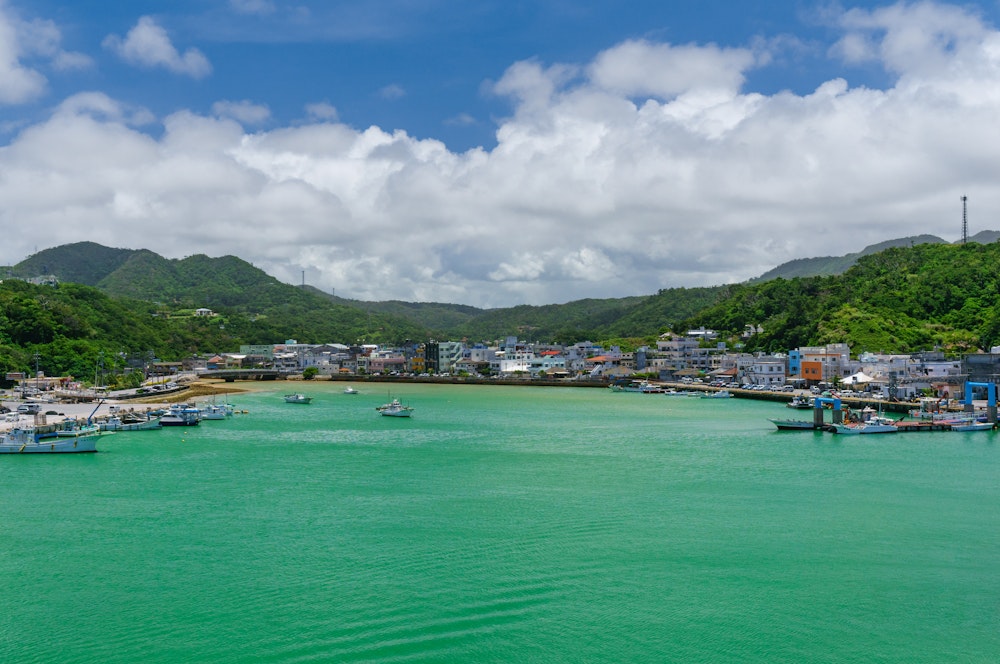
[{"x1": 0, "y1": 379, "x2": 261, "y2": 430}]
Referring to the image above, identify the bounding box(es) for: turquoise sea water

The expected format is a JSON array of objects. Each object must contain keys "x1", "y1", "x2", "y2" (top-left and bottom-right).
[{"x1": 3, "y1": 384, "x2": 1000, "y2": 663}]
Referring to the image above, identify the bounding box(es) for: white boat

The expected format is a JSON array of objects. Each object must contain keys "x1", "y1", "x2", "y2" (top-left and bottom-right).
[
  {"x1": 100, "y1": 415, "x2": 162, "y2": 431},
  {"x1": 768, "y1": 418, "x2": 819, "y2": 431},
  {"x1": 701, "y1": 390, "x2": 732, "y2": 399},
  {"x1": 950, "y1": 420, "x2": 994, "y2": 432},
  {"x1": 0, "y1": 424, "x2": 100, "y2": 453},
  {"x1": 344, "y1": 386, "x2": 359, "y2": 395},
  {"x1": 160, "y1": 405, "x2": 201, "y2": 426},
  {"x1": 376, "y1": 398, "x2": 414, "y2": 418},
  {"x1": 830, "y1": 414, "x2": 898, "y2": 435},
  {"x1": 786, "y1": 395, "x2": 813, "y2": 409},
  {"x1": 200, "y1": 404, "x2": 228, "y2": 420},
  {"x1": 284, "y1": 393, "x2": 312, "y2": 404}
]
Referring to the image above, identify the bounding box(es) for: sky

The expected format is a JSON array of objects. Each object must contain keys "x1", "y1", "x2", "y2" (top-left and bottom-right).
[{"x1": 2, "y1": 1, "x2": 1000, "y2": 308}]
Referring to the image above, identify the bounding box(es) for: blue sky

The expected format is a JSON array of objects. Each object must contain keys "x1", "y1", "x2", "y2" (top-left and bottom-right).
[
  {"x1": 10, "y1": 0, "x2": 910, "y2": 151},
  {"x1": 2, "y1": 1, "x2": 1000, "y2": 307}
]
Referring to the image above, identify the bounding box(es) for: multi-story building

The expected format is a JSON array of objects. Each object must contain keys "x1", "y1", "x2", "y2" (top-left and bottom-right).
[
  {"x1": 794, "y1": 344, "x2": 851, "y2": 384},
  {"x1": 744, "y1": 354, "x2": 787, "y2": 387},
  {"x1": 424, "y1": 341, "x2": 466, "y2": 374}
]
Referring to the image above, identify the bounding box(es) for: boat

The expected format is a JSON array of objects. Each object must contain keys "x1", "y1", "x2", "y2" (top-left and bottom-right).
[
  {"x1": 55, "y1": 421, "x2": 101, "y2": 437},
  {"x1": 908, "y1": 397, "x2": 960, "y2": 422},
  {"x1": 344, "y1": 386, "x2": 359, "y2": 395},
  {"x1": 1, "y1": 420, "x2": 102, "y2": 453},
  {"x1": 100, "y1": 415, "x2": 162, "y2": 431},
  {"x1": 160, "y1": 404, "x2": 201, "y2": 426},
  {"x1": 200, "y1": 404, "x2": 228, "y2": 421},
  {"x1": 768, "y1": 418, "x2": 819, "y2": 431},
  {"x1": 376, "y1": 398, "x2": 414, "y2": 418},
  {"x1": 284, "y1": 393, "x2": 312, "y2": 404},
  {"x1": 609, "y1": 380, "x2": 647, "y2": 393},
  {"x1": 786, "y1": 395, "x2": 813, "y2": 409},
  {"x1": 701, "y1": 390, "x2": 732, "y2": 399},
  {"x1": 950, "y1": 420, "x2": 995, "y2": 432},
  {"x1": 830, "y1": 414, "x2": 898, "y2": 435}
]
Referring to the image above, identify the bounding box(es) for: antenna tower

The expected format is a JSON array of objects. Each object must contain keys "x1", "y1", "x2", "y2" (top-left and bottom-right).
[{"x1": 961, "y1": 195, "x2": 968, "y2": 244}]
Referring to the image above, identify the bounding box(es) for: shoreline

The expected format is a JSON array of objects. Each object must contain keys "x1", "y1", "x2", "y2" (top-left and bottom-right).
[{"x1": 2, "y1": 375, "x2": 976, "y2": 423}]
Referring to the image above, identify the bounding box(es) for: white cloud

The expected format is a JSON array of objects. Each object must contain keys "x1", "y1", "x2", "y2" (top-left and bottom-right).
[
  {"x1": 304, "y1": 102, "x2": 338, "y2": 121},
  {"x1": 212, "y1": 100, "x2": 271, "y2": 125},
  {"x1": 379, "y1": 83, "x2": 406, "y2": 100},
  {"x1": 0, "y1": 2, "x2": 91, "y2": 105},
  {"x1": 588, "y1": 39, "x2": 758, "y2": 99},
  {"x1": 103, "y1": 16, "x2": 211, "y2": 79},
  {"x1": 0, "y1": 15, "x2": 46, "y2": 103},
  {"x1": 3, "y1": 1, "x2": 1000, "y2": 308},
  {"x1": 444, "y1": 113, "x2": 476, "y2": 127}
]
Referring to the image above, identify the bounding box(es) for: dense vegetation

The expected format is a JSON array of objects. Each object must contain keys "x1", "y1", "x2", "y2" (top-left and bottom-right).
[
  {"x1": 683, "y1": 242, "x2": 1000, "y2": 354},
  {"x1": 5, "y1": 239, "x2": 1000, "y2": 383}
]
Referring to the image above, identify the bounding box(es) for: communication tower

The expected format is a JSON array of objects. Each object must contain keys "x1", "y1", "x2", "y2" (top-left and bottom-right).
[{"x1": 961, "y1": 195, "x2": 968, "y2": 244}]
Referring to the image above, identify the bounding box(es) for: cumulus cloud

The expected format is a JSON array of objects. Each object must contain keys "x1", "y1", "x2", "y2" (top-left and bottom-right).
[
  {"x1": 3, "y1": 1, "x2": 1000, "y2": 308},
  {"x1": 0, "y1": 2, "x2": 90, "y2": 104},
  {"x1": 103, "y1": 16, "x2": 211, "y2": 78}
]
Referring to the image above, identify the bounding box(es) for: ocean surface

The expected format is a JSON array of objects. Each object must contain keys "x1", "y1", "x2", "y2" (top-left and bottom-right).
[{"x1": 3, "y1": 384, "x2": 1000, "y2": 663}]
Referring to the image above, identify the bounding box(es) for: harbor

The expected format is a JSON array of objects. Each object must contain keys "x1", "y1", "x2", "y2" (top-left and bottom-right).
[{"x1": 3, "y1": 384, "x2": 999, "y2": 663}]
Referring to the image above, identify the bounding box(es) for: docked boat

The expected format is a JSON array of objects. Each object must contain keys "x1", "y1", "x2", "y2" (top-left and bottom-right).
[
  {"x1": 701, "y1": 390, "x2": 732, "y2": 399},
  {"x1": 830, "y1": 414, "x2": 898, "y2": 435},
  {"x1": 200, "y1": 404, "x2": 228, "y2": 420},
  {"x1": 609, "y1": 380, "x2": 646, "y2": 393},
  {"x1": 768, "y1": 418, "x2": 819, "y2": 431},
  {"x1": 950, "y1": 420, "x2": 995, "y2": 432},
  {"x1": 376, "y1": 398, "x2": 414, "y2": 418},
  {"x1": 284, "y1": 393, "x2": 312, "y2": 404},
  {"x1": 160, "y1": 404, "x2": 201, "y2": 426},
  {"x1": 0, "y1": 423, "x2": 101, "y2": 453},
  {"x1": 100, "y1": 415, "x2": 162, "y2": 431},
  {"x1": 786, "y1": 395, "x2": 813, "y2": 409}
]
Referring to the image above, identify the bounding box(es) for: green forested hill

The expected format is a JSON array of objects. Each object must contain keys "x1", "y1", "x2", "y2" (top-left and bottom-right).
[
  {"x1": 682, "y1": 242, "x2": 1000, "y2": 354},
  {"x1": 6, "y1": 240, "x2": 1000, "y2": 381},
  {"x1": 748, "y1": 234, "x2": 947, "y2": 282},
  {"x1": 9, "y1": 241, "x2": 136, "y2": 284},
  {"x1": 8, "y1": 243, "x2": 430, "y2": 345}
]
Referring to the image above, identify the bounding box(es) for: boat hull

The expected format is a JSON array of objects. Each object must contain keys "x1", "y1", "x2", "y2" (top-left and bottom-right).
[
  {"x1": 0, "y1": 428, "x2": 99, "y2": 453},
  {"x1": 101, "y1": 417, "x2": 162, "y2": 431},
  {"x1": 830, "y1": 423, "x2": 897, "y2": 435},
  {"x1": 160, "y1": 416, "x2": 199, "y2": 426},
  {"x1": 950, "y1": 422, "x2": 994, "y2": 432},
  {"x1": 769, "y1": 418, "x2": 819, "y2": 431}
]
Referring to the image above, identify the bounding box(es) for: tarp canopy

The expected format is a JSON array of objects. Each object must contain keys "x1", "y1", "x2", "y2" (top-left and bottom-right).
[{"x1": 843, "y1": 371, "x2": 875, "y2": 384}]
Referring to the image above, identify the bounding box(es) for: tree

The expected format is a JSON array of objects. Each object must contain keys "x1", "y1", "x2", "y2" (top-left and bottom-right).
[{"x1": 302, "y1": 366, "x2": 319, "y2": 380}]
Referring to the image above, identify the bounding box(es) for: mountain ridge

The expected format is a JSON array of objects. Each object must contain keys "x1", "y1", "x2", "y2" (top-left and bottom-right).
[{"x1": 4, "y1": 233, "x2": 999, "y2": 343}]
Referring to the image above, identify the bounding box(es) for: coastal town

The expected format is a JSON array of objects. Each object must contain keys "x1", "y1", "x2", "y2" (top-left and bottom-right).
[{"x1": 55, "y1": 326, "x2": 1000, "y2": 404}]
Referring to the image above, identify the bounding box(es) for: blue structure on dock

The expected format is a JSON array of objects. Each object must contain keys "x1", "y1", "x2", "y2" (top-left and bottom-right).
[
  {"x1": 814, "y1": 396, "x2": 844, "y2": 427},
  {"x1": 963, "y1": 381, "x2": 998, "y2": 423}
]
